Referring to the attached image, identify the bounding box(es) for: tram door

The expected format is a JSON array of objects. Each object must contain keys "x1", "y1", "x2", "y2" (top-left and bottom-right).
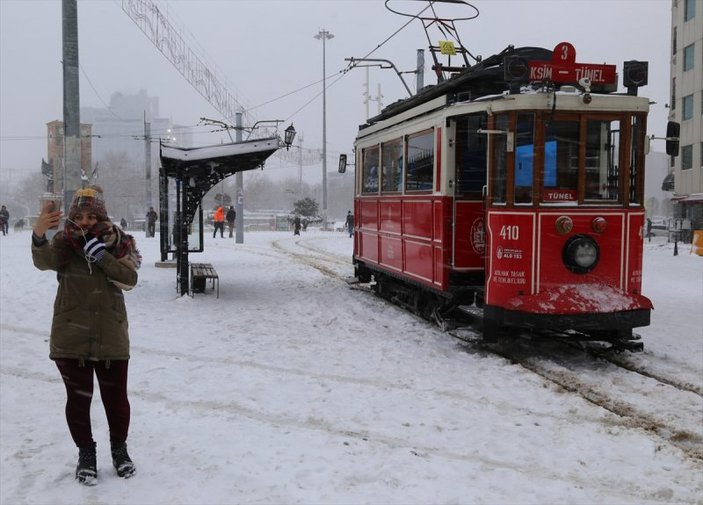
[{"x1": 453, "y1": 113, "x2": 488, "y2": 270}]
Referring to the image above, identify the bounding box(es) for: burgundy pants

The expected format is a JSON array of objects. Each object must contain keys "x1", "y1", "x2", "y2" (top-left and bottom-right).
[{"x1": 54, "y1": 359, "x2": 130, "y2": 448}]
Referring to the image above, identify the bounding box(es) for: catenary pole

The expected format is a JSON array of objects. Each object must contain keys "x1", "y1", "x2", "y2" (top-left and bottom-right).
[
  {"x1": 235, "y1": 111, "x2": 244, "y2": 243},
  {"x1": 62, "y1": 0, "x2": 81, "y2": 212},
  {"x1": 314, "y1": 29, "x2": 333, "y2": 228}
]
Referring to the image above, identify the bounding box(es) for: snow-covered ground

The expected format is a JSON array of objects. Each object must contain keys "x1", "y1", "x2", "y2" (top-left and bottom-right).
[{"x1": 1, "y1": 228, "x2": 701, "y2": 505}]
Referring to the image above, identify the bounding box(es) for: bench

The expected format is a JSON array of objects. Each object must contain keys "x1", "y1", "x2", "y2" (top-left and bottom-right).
[{"x1": 190, "y1": 262, "x2": 219, "y2": 298}]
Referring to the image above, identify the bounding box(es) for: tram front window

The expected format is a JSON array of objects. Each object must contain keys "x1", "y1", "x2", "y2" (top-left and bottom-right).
[
  {"x1": 544, "y1": 120, "x2": 579, "y2": 203},
  {"x1": 585, "y1": 119, "x2": 620, "y2": 201}
]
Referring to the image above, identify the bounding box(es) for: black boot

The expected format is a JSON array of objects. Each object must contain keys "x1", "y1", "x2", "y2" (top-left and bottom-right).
[
  {"x1": 76, "y1": 443, "x2": 97, "y2": 486},
  {"x1": 111, "y1": 441, "x2": 136, "y2": 478}
]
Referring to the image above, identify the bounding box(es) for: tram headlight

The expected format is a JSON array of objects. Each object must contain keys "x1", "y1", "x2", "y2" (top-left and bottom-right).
[
  {"x1": 562, "y1": 235, "x2": 600, "y2": 274},
  {"x1": 555, "y1": 216, "x2": 574, "y2": 235},
  {"x1": 592, "y1": 216, "x2": 608, "y2": 233}
]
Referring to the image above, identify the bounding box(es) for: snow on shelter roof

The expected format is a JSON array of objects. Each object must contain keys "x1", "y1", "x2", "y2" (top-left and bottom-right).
[{"x1": 160, "y1": 137, "x2": 279, "y2": 178}]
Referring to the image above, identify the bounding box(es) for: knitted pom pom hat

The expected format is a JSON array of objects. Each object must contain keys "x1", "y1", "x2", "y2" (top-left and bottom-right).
[{"x1": 69, "y1": 185, "x2": 108, "y2": 222}]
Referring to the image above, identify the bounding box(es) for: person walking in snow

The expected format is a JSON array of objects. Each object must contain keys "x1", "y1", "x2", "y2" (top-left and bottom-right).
[
  {"x1": 145, "y1": 206, "x2": 158, "y2": 237},
  {"x1": 213, "y1": 205, "x2": 225, "y2": 238},
  {"x1": 226, "y1": 205, "x2": 236, "y2": 238},
  {"x1": 31, "y1": 185, "x2": 141, "y2": 486},
  {"x1": 345, "y1": 210, "x2": 354, "y2": 238},
  {"x1": 0, "y1": 205, "x2": 9, "y2": 235},
  {"x1": 293, "y1": 215, "x2": 301, "y2": 236}
]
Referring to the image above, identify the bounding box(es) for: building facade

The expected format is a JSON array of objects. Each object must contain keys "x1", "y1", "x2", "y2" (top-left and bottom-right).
[
  {"x1": 46, "y1": 120, "x2": 92, "y2": 194},
  {"x1": 669, "y1": 0, "x2": 703, "y2": 228}
]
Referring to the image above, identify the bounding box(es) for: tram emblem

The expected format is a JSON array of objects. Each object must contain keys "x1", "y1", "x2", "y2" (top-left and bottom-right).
[{"x1": 470, "y1": 218, "x2": 485, "y2": 255}]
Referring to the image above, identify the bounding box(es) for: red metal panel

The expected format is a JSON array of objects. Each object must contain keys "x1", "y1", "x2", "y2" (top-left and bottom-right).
[
  {"x1": 485, "y1": 212, "x2": 536, "y2": 307},
  {"x1": 404, "y1": 239, "x2": 434, "y2": 282},
  {"x1": 360, "y1": 232, "x2": 379, "y2": 263},
  {"x1": 454, "y1": 201, "x2": 486, "y2": 269},
  {"x1": 379, "y1": 235, "x2": 403, "y2": 272},
  {"x1": 626, "y1": 212, "x2": 645, "y2": 294},
  {"x1": 537, "y1": 211, "x2": 624, "y2": 292},
  {"x1": 402, "y1": 199, "x2": 434, "y2": 238},
  {"x1": 379, "y1": 200, "x2": 402, "y2": 234},
  {"x1": 359, "y1": 199, "x2": 378, "y2": 231}
]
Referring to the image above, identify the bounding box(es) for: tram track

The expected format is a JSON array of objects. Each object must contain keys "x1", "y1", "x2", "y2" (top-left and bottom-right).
[
  {"x1": 270, "y1": 237, "x2": 352, "y2": 280},
  {"x1": 262, "y1": 237, "x2": 703, "y2": 462},
  {"x1": 455, "y1": 335, "x2": 703, "y2": 462}
]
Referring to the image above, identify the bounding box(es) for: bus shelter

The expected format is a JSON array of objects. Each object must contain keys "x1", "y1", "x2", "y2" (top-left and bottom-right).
[{"x1": 159, "y1": 137, "x2": 280, "y2": 295}]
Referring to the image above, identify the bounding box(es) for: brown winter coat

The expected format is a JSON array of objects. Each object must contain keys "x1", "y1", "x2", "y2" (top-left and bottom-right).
[{"x1": 32, "y1": 233, "x2": 138, "y2": 361}]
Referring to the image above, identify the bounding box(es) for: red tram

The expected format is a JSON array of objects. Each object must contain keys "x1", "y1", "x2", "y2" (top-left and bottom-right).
[{"x1": 351, "y1": 42, "x2": 663, "y2": 350}]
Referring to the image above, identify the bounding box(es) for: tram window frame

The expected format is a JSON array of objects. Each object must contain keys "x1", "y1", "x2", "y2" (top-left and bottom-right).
[
  {"x1": 583, "y1": 118, "x2": 622, "y2": 202},
  {"x1": 489, "y1": 114, "x2": 509, "y2": 205},
  {"x1": 360, "y1": 144, "x2": 380, "y2": 194},
  {"x1": 514, "y1": 113, "x2": 535, "y2": 205},
  {"x1": 405, "y1": 129, "x2": 435, "y2": 193},
  {"x1": 542, "y1": 116, "x2": 580, "y2": 204},
  {"x1": 381, "y1": 138, "x2": 403, "y2": 193},
  {"x1": 454, "y1": 113, "x2": 488, "y2": 199},
  {"x1": 629, "y1": 114, "x2": 646, "y2": 205}
]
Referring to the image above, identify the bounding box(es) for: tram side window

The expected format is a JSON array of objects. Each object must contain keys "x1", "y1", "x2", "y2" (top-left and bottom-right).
[
  {"x1": 455, "y1": 114, "x2": 487, "y2": 197},
  {"x1": 405, "y1": 129, "x2": 434, "y2": 192},
  {"x1": 361, "y1": 145, "x2": 380, "y2": 194},
  {"x1": 491, "y1": 114, "x2": 508, "y2": 204},
  {"x1": 585, "y1": 119, "x2": 620, "y2": 201},
  {"x1": 381, "y1": 138, "x2": 403, "y2": 193},
  {"x1": 514, "y1": 113, "x2": 535, "y2": 204},
  {"x1": 543, "y1": 121, "x2": 579, "y2": 202}
]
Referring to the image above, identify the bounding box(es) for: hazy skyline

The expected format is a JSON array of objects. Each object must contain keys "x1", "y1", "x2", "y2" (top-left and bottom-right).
[{"x1": 0, "y1": 0, "x2": 672, "y2": 184}]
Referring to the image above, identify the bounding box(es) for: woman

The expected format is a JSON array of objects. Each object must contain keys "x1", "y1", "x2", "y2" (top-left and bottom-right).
[{"x1": 32, "y1": 186, "x2": 141, "y2": 486}]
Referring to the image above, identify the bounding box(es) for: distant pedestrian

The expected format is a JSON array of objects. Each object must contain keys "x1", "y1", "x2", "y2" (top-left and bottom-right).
[
  {"x1": 120, "y1": 218, "x2": 128, "y2": 230},
  {"x1": 226, "y1": 206, "x2": 236, "y2": 238},
  {"x1": 293, "y1": 216, "x2": 301, "y2": 236},
  {"x1": 345, "y1": 210, "x2": 354, "y2": 238},
  {"x1": 646, "y1": 218, "x2": 653, "y2": 242},
  {"x1": 0, "y1": 205, "x2": 9, "y2": 235},
  {"x1": 213, "y1": 205, "x2": 225, "y2": 238},
  {"x1": 146, "y1": 206, "x2": 158, "y2": 237}
]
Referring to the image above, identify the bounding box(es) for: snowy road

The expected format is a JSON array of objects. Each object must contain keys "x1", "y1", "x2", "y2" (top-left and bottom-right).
[{"x1": 1, "y1": 229, "x2": 702, "y2": 505}]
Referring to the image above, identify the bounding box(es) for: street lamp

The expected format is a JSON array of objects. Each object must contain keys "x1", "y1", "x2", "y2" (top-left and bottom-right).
[
  {"x1": 314, "y1": 28, "x2": 334, "y2": 229},
  {"x1": 284, "y1": 123, "x2": 297, "y2": 150}
]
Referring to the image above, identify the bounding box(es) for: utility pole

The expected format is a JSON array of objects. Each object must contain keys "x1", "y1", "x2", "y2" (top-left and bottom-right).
[
  {"x1": 62, "y1": 0, "x2": 81, "y2": 212},
  {"x1": 363, "y1": 67, "x2": 370, "y2": 120},
  {"x1": 297, "y1": 133, "x2": 304, "y2": 193},
  {"x1": 314, "y1": 28, "x2": 333, "y2": 229},
  {"x1": 416, "y1": 49, "x2": 425, "y2": 94},
  {"x1": 235, "y1": 111, "x2": 244, "y2": 243},
  {"x1": 144, "y1": 112, "x2": 152, "y2": 208}
]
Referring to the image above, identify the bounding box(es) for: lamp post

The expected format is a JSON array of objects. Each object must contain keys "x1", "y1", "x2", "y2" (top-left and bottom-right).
[{"x1": 314, "y1": 28, "x2": 333, "y2": 229}]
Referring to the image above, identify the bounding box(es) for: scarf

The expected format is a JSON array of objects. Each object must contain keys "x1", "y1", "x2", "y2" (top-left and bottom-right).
[{"x1": 64, "y1": 220, "x2": 142, "y2": 289}]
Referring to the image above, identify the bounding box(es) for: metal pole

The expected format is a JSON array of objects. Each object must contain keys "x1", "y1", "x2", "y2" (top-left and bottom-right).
[
  {"x1": 144, "y1": 114, "x2": 152, "y2": 208},
  {"x1": 416, "y1": 49, "x2": 425, "y2": 94},
  {"x1": 315, "y1": 29, "x2": 333, "y2": 229},
  {"x1": 235, "y1": 111, "x2": 244, "y2": 243},
  {"x1": 62, "y1": 0, "x2": 81, "y2": 212}
]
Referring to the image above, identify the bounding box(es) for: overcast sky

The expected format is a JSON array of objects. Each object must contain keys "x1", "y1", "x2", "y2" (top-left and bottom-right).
[{"x1": 0, "y1": 0, "x2": 672, "y2": 184}]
